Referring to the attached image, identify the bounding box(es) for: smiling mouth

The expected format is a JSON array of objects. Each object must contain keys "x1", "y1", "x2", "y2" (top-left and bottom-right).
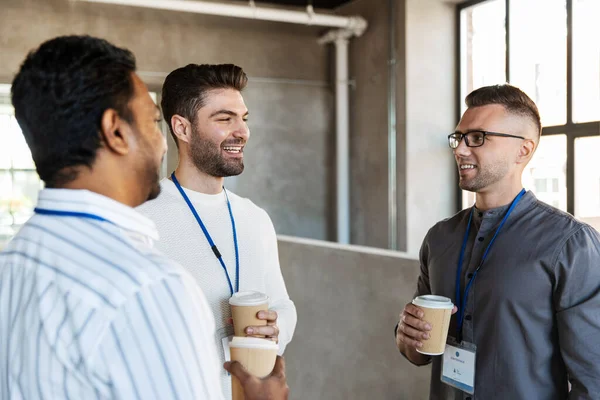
[
  {"x1": 460, "y1": 164, "x2": 476, "y2": 170},
  {"x1": 222, "y1": 145, "x2": 243, "y2": 154}
]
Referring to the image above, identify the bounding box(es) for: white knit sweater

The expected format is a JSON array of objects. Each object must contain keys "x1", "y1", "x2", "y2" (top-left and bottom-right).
[{"x1": 137, "y1": 179, "x2": 297, "y2": 399}]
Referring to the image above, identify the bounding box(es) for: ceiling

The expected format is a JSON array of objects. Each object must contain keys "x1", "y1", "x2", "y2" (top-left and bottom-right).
[{"x1": 244, "y1": 0, "x2": 353, "y2": 10}]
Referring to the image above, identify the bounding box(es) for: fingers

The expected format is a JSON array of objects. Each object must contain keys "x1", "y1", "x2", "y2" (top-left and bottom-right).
[
  {"x1": 451, "y1": 306, "x2": 458, "y2": 315},
  {"x1": 397, "y1": 323, "x2": 425, "y2": 349},
  {"x1": 401, "y1": 312, "x2": 431, "y2": 333},
  {"x1": 257, "y1": 310, "x2": 278, "y2": 322},
  {"x1": 246, "y1": 324, "x2": 279, "y2": 338},
  {"x1": 403, "y1": 304, "x2": 425, "y2": 319},
  {"x1": 396, "y1": 302, "x2": 435, "y2": 350},
  {"x1": 399, "y1": 322, "x2": 430, "y2": 341},
  {"x1": 224, "y1": 361, "x2": 251, "y2": 384}
]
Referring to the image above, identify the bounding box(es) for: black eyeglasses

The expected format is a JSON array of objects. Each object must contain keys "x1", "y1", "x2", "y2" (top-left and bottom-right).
[{"x1": 448, "y1": 130, "x2": 526, "y2": 149}]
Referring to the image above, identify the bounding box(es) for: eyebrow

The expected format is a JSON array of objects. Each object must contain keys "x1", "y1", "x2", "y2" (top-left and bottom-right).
[
  {"x1": 209, "y1": 109, "x2": 249, "y2": 118},
  {"x1": 454, "y1": 129, "x2": 486, "y2": 134}
]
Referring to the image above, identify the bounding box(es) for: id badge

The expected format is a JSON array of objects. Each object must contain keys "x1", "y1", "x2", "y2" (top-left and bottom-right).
[{"x1": 441, "y1": 337, "x2": 476, "y2": 394}]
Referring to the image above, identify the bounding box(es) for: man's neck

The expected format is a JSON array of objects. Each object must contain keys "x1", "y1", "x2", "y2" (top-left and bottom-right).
[
  {"x1": 475, "y1": 182, "x2": 524, "y2": 211},
  {"x1": 59, "y1": 168, "x2": 143, "y2": 208},
  {"x1": 173, "y1": 161, "x2": 224, "y2": 195}
]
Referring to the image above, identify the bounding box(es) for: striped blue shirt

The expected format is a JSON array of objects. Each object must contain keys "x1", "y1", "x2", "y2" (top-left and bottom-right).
[{"x1": 0, "y1": 189, "x2": 226, "y2": 399}]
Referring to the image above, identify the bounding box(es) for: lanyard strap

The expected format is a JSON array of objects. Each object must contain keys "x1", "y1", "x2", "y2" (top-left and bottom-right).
[
  {"x1": 455, "y1": 188, "x2": 526, "y2": 338},
  {"x1": 34, "y1": 208, "x2": 113, "y2": 224},
  {"x1": 171, "y1": 172, "x2": 240, "y2": 296}
]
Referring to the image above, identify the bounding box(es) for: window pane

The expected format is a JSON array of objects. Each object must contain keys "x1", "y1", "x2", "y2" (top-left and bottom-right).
[
  {"x1": 524, "y1": 135, "x2": 567, "y2": 211},
  {"x1": 573, "y1": 0, "x2": 600, "y2": 123},
  {"x1": 0, "y1": 171, "x2": 14, "y2": 227},
  {"x1": 460, "y1": 0, "x2": 506, "y2": 114},
  {"x1": 10, "y1": 116, "x2": 35, "y2": 169},
  {"x1": 510, "y1": 0, "x2": 567, "y2": 126},
  {"x1": 0, "y1": 171, "x2": 17, "y2": 245},
  {"x1": 0, "y1": 115, "x2": 12, "y2": 169},
  {"x1": 575, "y1": 136, "x2": 600, "y2": 231},
  {"x1": 0, "y1": 171, "x2": 40, "y2": 239},
  {"x1": 11, "y1": 171, "x2": 40, "y2": 225}
]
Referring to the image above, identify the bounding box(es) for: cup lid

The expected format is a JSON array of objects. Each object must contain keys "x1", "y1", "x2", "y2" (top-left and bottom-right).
[
  {"x1": 412, "y1": 295, "x2": 454, "y2": 309},
  {"x1": 228, "y1": 290, "x2": 269, "y2": 306},
  {"x1": 228, "y1": 337, "x2": 279, "y2": 351}
]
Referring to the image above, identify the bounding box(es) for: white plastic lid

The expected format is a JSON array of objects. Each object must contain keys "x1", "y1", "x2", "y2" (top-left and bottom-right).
[
  {"x1": 412, "y1": 295, "x2": 454, "y2": 309},
  {"x1": 228, "y1": 290, "x2": 269, "y2": 306},
  {"x1": 229, "y1": 337, "x2": 279, "y2": 351}
]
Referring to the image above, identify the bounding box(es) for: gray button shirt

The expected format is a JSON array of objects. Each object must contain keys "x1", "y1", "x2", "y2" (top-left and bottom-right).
[{"x1": 415, "y1": 191, "x2": 600, "y2": 400}]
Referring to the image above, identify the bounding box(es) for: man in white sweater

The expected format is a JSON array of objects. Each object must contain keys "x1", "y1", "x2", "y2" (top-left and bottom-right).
[{"x1": 138, "y1": 63, "x2": 297, "y2": 399}]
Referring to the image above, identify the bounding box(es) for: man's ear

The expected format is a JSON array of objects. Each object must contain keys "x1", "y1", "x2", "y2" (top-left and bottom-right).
[
  {"x1": 517, "y1": 138, "x2": 536, "y2": 164},
  {"x1": 100, "y1": 108, "x2": 130, "y2": 156},
  {"x1": 171, "y1": 115, "x2": 192, "y2": 145}
]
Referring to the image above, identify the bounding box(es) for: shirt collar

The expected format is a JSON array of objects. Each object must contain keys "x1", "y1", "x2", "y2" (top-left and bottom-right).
[
  {"x1": 36, "y1": 188, "x2": 159, "y2": 241},
  {"x1": 472, "y1": 190, "x2": 536, "y2": 223}
]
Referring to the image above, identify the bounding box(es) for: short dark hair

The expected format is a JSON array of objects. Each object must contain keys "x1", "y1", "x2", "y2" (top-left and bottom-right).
[
  {"x1": 161, "y1": 64, "x2": 248, "y2": 147},
  {"x1": 11, "y1": 35, "x2": 137, "y2": 187},
  {"x1": 465, "y1": 84, "x2": 542, "y2": 137}
]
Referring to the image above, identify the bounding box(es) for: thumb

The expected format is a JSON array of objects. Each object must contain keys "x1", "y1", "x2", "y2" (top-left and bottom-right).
[
  {"x1": 451, "y1": 306, "x2": 458, "y2": 315},
  {"x1": 224, "y1": 361, "x2": 251, "y2": 384}
]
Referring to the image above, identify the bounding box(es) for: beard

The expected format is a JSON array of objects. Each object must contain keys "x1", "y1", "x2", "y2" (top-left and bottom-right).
[
  {"x1": 189, "y1": 125, "x2": 245, "y2": 178},
  {"x1": 459, "y1": 159, "x2": 509, "y2": 192},
  {"x1": 144, "y1": 153, "x2": 162, "y2": 201},
  {"x1": 137, "y1": 135, "x2": 163, "y2": 202},
  {"x1": 146, "y1": 163, "x2": 162, "y2": 201}
]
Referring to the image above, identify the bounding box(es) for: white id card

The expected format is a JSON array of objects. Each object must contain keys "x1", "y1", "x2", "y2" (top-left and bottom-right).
[{"x1": 441, "y1": 338, "x2": 476, "y2": 394}]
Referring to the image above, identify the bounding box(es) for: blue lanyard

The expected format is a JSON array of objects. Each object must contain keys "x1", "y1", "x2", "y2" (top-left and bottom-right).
[
  {"x1": 34, "y1": 208, "x2": 113, "y2": 224},
  {"x1": 455, "y1": 188, "x2": 526, "y2": 338},
  {"x1": 171, "y1": 172, "x2": 240, "y2": 296}
]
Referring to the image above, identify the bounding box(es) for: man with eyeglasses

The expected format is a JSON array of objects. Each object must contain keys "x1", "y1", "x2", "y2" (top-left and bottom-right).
[{"x1": 395, "y1": 84, "x2": 600, "y2": 399}]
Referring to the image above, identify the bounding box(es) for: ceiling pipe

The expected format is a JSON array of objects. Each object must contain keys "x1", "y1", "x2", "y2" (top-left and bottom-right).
[
  {"x1": 75, "y1": 0, "x2": 367, "y2": 35},
  {"x1": 76, "y1": 0, "x2": 368, "y2": 245}
]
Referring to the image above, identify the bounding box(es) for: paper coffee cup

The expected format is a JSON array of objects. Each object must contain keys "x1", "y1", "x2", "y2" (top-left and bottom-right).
[
  {"x1": 412, "y1": 295, "x2": 454, "y2": 355},
  {"x1": 230, "y1": 337, "x2": 279, "y2": 400},
  {"x1": 229, "y1": 291, "x2": 269, "y2": 337}
]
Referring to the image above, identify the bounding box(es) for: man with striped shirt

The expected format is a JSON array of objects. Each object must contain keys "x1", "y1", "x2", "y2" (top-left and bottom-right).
[{"x1": 0, "y1": 35, "x2": 289, "y2": 399}]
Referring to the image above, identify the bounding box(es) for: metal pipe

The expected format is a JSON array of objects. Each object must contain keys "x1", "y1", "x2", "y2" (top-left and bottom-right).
[
  {"x1": 76, "y1": 0, "x2": 367, "y2": 35},
  {"x1": 387, "y1": 0, "x2": 397, "y2": 250},
  {"x1": 334, "y1": 36, "x2": 350, "y2": 244}
]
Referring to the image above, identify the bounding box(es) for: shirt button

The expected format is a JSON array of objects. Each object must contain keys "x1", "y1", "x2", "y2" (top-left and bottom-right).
[
  {"x1": 478, "y1": 237, "x2": 484, "y2": 242},
  {"x1": 465, "y1": 315, "x2": 472, "y2": 321}
]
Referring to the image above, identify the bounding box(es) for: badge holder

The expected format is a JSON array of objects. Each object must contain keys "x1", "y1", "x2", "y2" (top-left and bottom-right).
[{"x1": 441, "y1": 337, "x2": 477, "y2": 394}]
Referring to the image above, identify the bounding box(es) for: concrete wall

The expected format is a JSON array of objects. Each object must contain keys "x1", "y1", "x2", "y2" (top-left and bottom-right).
[
  {"x1": 0, "y1": 0, "x2": 334, "y2": 240},
  {"x1": 278, "y1": 236, "x2": 431, "y2": 400},
  {"x1": 405, "y1": 0, "x2": 457, "y2": 255},
  {"x1": 338, "y1": 0, "x2": 408, "y2": 250},
  {"x1": 338, "y1": 0, "x2": 457, "y2": 255}
]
